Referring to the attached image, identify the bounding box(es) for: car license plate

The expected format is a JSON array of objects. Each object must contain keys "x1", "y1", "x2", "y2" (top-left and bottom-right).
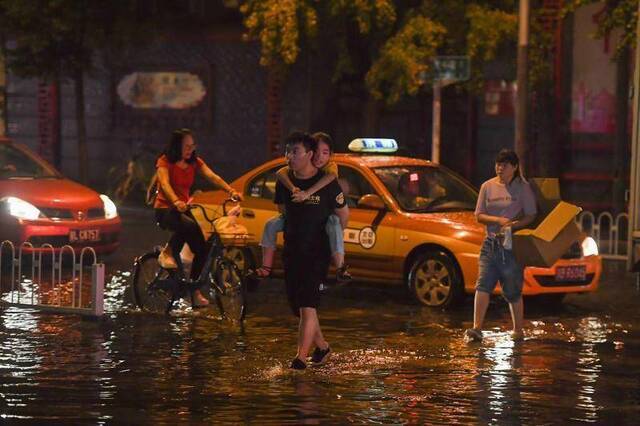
[
  {"x1": 555, "y1": 265, "x2": 586, "y2": 282},
  {"x1": 69, "y1": 229, "x2": 100, "y2": 243}
]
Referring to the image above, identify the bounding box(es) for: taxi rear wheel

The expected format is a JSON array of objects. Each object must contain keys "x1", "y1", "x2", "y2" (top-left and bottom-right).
[{"x1": 407, "y1": 251, "x2": 463, "y2": 308}]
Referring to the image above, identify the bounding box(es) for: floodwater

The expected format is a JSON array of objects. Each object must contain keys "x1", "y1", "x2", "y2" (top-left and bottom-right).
[{"x1": 1, "y1": 208, "x2": 640, "y2": 424}]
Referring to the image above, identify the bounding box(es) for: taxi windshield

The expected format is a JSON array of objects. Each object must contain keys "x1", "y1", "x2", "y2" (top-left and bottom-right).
[
  {"x1": 373, "y1": 166, "x2": 478, "y2": 212},
  {"x1": 0, "y1": 144, "x2": 59, "y2": 180}
]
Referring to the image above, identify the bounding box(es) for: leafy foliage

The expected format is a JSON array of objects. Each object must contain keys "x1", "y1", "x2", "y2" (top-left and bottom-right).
[
  {"x1": 0, "y1": 1, "x2": 152, "y2": 80},
  {"x1": 241, "y1": 1, "x2": 526, "y2": 104},
  {"x1": 324, "y1": 0, "x2": 396, "y2": 82},
  {"x1": 0, "y1": 0, "x2": 156, "y2": 182},
  {"x1": 365, "y1": 15, "x2": 445, "y2": 104},
  {"x1": 241, "y1": 0, "x2": 397, "y2": 80},
  {"x1": 563, "y1": 0, "x2": 638, "y2": 57},
  {"x1": 466, "y1": 5, "x2": 517, "y2": 62},
  {"x1": 240, "y1": 0, "x2": 318, "y2": 67}
]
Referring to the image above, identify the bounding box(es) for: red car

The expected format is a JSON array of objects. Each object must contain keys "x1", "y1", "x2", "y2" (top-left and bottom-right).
[{"x1": 0, "y1": 137, "x2": 121, "y2": 254}]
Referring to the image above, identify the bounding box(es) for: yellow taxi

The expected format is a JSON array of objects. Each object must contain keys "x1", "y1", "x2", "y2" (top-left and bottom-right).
[{"x1": 193, "y1": 139, "x2": 601, "y2": 308}]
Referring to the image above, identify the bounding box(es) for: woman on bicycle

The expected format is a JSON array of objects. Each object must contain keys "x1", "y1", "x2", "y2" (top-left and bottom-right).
[{"x1": 154, "y1": 128, "x2": 241, "y2": 306}]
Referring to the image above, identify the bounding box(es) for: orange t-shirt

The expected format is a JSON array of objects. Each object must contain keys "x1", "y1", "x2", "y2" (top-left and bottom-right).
[{"x1": 154, "y1": 155, "x2": 204, "y2": 208}]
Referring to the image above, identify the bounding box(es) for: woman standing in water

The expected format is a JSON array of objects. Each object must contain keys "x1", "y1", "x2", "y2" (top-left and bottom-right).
[{"x1": 465, "y1": 149, "x2": 537, "y2": 342}]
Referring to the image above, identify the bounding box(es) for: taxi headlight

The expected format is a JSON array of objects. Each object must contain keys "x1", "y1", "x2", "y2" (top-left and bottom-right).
[
  {"x1": 100, "y1": 194, "x2": 118, "y2": 219},
  {"x1": 581, "y1": 237, "x2": 599, "y2": 257},
  {"x1": 3, "y1": 196, "x2": 41, "y2": 220}
]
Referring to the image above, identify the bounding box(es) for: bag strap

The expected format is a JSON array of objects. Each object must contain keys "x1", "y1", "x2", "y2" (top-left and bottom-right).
[{"x1": 145, "y1": 171, "x2": 158, "y2": 205}]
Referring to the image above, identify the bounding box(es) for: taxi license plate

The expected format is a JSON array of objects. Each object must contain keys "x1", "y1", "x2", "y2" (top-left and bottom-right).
[
  {"x1": 555, "y1": 265, "x2": 586, "y2": 282},
  {"x1": 69, "y1": 229, "x2": 100, "y2": 243}
]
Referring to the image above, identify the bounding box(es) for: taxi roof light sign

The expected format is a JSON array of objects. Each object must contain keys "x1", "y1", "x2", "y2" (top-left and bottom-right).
[{"x1": 348, "y1": 138, "x2": 398, "y2": 153}]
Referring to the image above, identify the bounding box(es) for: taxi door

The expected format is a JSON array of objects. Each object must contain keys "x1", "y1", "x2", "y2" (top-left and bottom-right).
[{"x1": 337, "y1": 165, "x2": 399, "y2": 283}]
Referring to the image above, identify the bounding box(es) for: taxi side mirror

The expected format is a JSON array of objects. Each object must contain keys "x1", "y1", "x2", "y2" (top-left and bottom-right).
[{"x1": 357, "y1": 194, "x2": 385, "y2": 210}]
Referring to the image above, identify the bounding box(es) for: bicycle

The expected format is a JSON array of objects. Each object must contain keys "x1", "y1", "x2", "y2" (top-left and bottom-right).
[{"x1": 131, "y1": 198, "x2": 251, "y2": 322}]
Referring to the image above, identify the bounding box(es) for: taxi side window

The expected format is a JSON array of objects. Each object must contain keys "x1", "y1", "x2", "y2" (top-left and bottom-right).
[
  {"x1": 337, "y1": 166, "x2": 375, "y2": 208},
  {"x1": 246, "y1": 166, "x2": 279, "y2": 199}
]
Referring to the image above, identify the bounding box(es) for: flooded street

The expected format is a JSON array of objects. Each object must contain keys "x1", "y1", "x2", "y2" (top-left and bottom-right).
[{"x1": 2, "y1": 207, "x2": 640, "y2": 424}]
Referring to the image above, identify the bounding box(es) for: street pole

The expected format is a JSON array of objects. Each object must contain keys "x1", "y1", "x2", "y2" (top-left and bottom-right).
[
  {"x1": 431, "y1": 81, "x2": 441, "y2": 163},
  {"x1": 0, "y1": 38, "x2": 6, "y2": 138},
  {"x1": 516, "y1": 0, "x2": 530, "y2": 175},
  {"x1": 627, "y1": 0, "x2": 640, "y2": 272}
]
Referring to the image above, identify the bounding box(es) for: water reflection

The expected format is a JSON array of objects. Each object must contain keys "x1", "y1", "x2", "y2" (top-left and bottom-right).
[
  {"x1": 573, "y1": 317, "x2": 607, "y2": 423},
  {"x1": 0, "y1": 308, "x2": 111, "y2": 421},
  {"x1": 474, "y1": 334, "x2": 523, "y2": 425},
  {"x1": 1, "y1": 269, "x2": 640, "y2": 423}
]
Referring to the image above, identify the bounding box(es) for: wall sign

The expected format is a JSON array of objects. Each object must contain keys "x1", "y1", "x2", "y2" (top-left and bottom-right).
[
  {"x1": 112, "y1": 66, "x2": 213, "y2": 134},
  {"x1": 117, "y1": 72, "x2": 206, "y2": 109}
]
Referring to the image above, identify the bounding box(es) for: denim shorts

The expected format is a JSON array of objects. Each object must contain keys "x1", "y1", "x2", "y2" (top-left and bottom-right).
[{"x1": 475, "y1": 237, "x2": 524, "y2": 303}]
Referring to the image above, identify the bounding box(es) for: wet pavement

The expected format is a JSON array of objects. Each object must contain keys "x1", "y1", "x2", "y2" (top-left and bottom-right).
[{"x1": 1, "y1": 207, "x2": 640, "y2": 424}]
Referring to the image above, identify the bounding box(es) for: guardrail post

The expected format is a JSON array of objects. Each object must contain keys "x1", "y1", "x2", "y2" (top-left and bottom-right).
[{"x1": 91, "y1": 263, "x2": 104, "y2": 317}]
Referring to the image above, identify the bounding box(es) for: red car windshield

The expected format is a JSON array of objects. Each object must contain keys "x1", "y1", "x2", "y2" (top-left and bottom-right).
[{"x1": 0, "y1": 144, "x2": 59, "y2": 179}]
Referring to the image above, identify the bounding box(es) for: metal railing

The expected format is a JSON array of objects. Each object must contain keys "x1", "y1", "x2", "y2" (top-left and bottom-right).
[
  {"x1": 0, "y1": 241, "x2": 104, "y2": 317},
  {"x1": 575, "y1": 211, "x2": 629, "y2": 261}
]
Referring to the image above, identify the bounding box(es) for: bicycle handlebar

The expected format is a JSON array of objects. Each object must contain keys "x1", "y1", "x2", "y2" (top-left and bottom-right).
[{"x1": 189, "y1": 197, "x2": 240, "y2": 223}]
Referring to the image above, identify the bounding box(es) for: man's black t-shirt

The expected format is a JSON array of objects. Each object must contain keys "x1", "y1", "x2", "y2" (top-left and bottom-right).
[{"x1": 274, "y1": 169, "x2": 345, "y2": 253}]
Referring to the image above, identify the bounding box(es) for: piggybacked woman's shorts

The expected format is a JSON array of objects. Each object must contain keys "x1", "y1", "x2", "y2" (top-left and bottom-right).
[{"x1": 475, "y1": 237, "x2": 524, "y2": 303}]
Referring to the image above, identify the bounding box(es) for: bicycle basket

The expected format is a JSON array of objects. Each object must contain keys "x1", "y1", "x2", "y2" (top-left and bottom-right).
[{"x1": 213, "y1": 216, "x2": 254, "y2": 247}]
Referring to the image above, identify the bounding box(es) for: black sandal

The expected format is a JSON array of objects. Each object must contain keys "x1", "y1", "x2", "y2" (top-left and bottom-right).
[{"x1": 336, "y1": 264, "x2": 352, "y2": 283}]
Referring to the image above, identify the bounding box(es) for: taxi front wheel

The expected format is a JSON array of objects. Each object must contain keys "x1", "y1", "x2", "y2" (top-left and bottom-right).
[{"x1": 407, "y1": 251, "x2": 464, "y2": 308}]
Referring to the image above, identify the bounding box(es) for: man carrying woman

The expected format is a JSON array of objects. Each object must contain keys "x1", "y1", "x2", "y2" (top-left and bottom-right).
[{"x1": 274, "y1": 131, "x2": 349, "y2": 369}]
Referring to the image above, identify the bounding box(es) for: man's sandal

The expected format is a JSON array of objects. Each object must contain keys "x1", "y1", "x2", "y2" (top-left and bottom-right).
[{"x1": 246, "y1": 265, "x2": 272, "y2": 280}]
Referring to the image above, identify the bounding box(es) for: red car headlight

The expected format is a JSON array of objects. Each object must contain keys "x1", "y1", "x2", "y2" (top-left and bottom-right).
[
  {"x1": 100, "y1": 194, "x2": 118, "y2": 219},
  {"x1": 2, "y1": 196, "x2": 42, "y2": 220}
]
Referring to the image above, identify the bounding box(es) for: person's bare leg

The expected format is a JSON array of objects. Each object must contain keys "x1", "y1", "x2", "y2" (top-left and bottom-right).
[
  {"x1": 473, "y1": 291, "x2": 491, "y2": 330},
  {"x1": 508, "y1": 296, "x2": 524, "y2": 333},
  {"x1": 331, "y1": 252, "x2": 344, "y2": 268},
  {"x1": 333, "y1": 252, "x2": 351, "y2": 282},
  {"x1": 262, "y1": 246, "x2": 275, "y2": 269},
  {"x1": 253, "y1": 246, "x2": 275, "y2": 278},
  {"x1": 158, "y1": 243, "x2": 177, "y2": 268},
  {"x1": 313, "y1": 325, "x2": 328, "y2": 350},
  {"x1": 296, "y1": 308, "x2": 321, "y2": 361}
]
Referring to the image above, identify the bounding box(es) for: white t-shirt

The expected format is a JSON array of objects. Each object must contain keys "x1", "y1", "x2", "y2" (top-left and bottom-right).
[{"x1": 475, "y1": 176, "x2": 537, "y2": 237}]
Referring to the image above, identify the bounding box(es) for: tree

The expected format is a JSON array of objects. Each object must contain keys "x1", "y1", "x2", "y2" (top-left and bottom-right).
[
  {"x1": 240, "y1": 1, "x2": 520, "y2": 107},
  {"x1": 241, "y1": 0, "x2": 397, "y2": 132},
  {"x1": 0, "y1": 1, "x2": 154, "y2": 183},
  {"x1": 563, "y1": 0, "x2": 638, "y2": 57}
]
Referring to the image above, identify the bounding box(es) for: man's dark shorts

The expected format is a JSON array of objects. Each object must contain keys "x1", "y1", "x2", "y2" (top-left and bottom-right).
[{"x1": 283, "y1": 246, "x2": 330, "y2": 316}]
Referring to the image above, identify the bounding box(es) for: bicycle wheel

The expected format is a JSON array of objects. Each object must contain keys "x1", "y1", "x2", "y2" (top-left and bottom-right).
[
  {"x1": 132, "y1": 251, "x2": 173, "y2": 313},
  {"x1": 223, "y1": 246, "x2": 254, "y2": 276},
  {"x1": 209, "y1": 258, "x2": 246, "y2": 322}
]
